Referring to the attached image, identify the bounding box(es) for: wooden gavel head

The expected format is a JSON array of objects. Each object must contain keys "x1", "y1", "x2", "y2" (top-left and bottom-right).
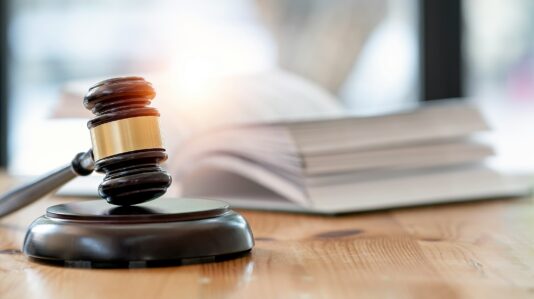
[{"x1": 84, "y1": 77, "x2": 172, "y2": 206}]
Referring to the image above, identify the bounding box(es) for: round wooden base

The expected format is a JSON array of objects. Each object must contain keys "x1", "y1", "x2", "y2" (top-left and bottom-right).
[{"x1": 22, "y1": 198, "x2": 254, "y2": 268}]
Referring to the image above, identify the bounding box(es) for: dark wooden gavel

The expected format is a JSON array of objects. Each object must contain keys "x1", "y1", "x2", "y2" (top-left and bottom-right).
[{"x1": 0, "y1": 77, "x2": 172, "y2": 217}]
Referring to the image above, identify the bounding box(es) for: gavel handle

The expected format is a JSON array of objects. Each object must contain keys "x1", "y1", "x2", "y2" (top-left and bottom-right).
[{"x1": 0, "y1": 150, "x2": 94, "y2": 218}]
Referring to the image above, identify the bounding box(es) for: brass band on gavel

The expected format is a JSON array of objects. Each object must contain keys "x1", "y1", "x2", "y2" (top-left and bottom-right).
[{"x1": 90, "y1": 115, "x2": 163, "y2": 161}]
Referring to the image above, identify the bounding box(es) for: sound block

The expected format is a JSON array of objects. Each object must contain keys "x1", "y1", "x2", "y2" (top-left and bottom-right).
[{"x1": 22, "y1": 198, "x2": 254, "y2": 267}]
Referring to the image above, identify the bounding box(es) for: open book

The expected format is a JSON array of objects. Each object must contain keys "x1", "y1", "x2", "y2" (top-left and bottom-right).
[
  {"x1": 56, "y1": 71, "x2": 531, "y2": 214},
  {"x1": 167, "y1": 102, "x2": 529, "y2": 214}
]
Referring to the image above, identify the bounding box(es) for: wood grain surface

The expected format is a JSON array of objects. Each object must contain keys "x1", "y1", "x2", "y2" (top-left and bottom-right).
[{"x1": 0, "y1": 176, "x2": 533, "y2": 299}]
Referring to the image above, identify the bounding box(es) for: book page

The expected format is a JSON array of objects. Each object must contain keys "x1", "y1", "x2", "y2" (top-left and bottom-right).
[
  {"x1": 287, "y1": 102, "x2": 489, "y2": 154},
  {"x1": 158, "y1": 69, "x2": 345, "y2": 136},
  {"x1": 303, "y1": 138, "x2": 494, "y2": 174},
  {"x1": 176, "y1": 155, "x2": 309, "y2": 207},
  {"x1": 307, "y1": 165, "x2": 531, "y2": 213}
]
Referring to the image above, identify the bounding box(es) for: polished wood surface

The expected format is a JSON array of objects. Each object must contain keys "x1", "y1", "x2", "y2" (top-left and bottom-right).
[{"x1": 0, "y1": 175, "x2": 533, "y2": 299}]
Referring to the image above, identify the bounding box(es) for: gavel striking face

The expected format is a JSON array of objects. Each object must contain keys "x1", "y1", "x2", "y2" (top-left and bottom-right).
[{"x1": 84, "y1": 77, "x2": 172, "y2": 206}]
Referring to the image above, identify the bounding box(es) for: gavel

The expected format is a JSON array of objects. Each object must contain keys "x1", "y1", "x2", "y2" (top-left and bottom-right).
[
  {"x1": 0, "y1": 76, "x2": 172, "y2": 216},
  {"x1": 0, "y1": 76, "x2": 253, "y2": 266}
]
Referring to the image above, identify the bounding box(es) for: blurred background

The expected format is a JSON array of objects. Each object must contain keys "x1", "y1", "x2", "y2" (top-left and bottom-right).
[{"x1": 0, "y1": 0, "x2": 533, "y2": 175}]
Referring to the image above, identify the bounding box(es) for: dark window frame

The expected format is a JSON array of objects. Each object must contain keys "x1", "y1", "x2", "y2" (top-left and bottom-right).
[
  {"x1": 419, "y1": 0, "x2": 463, "y2": 101},
  {"x1": 0, "y1": 0, "x2": 8, "y2": 167}
]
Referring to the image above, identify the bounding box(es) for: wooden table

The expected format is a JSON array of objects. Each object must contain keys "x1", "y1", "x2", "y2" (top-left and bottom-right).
[{"x1": 1, "y1": 177, "x2": 533, "y2": 299}]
